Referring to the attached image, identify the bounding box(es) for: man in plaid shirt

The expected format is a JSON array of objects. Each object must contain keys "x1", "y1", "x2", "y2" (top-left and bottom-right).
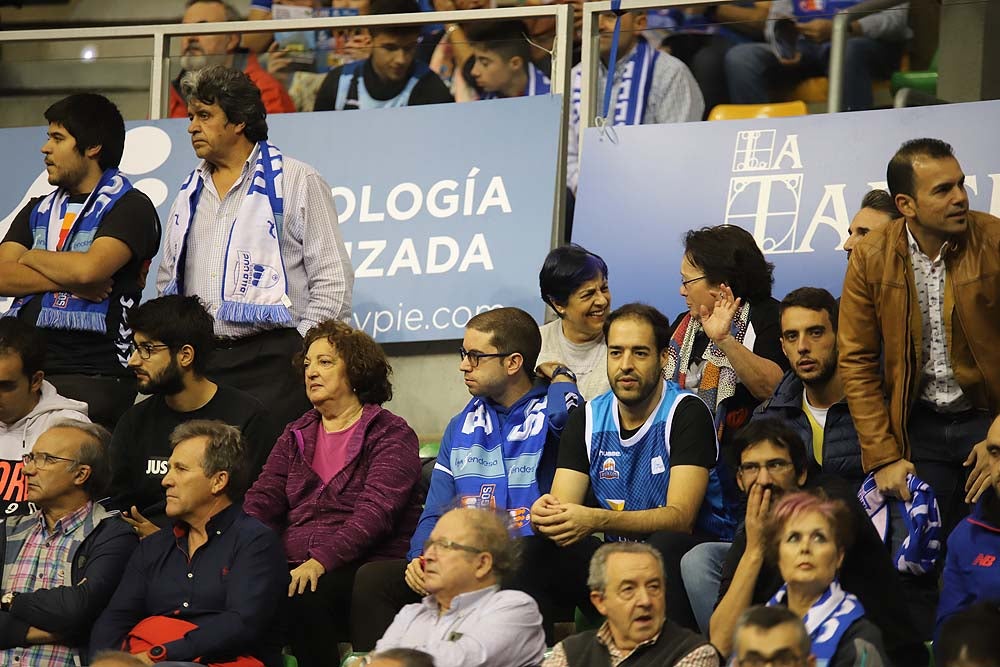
[{"x1": 0, "y1": 420, "x2": 137, "y2": 666}]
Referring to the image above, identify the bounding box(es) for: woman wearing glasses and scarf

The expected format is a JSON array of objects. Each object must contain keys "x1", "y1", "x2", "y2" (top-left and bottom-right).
[
  {"x1": 243, "y1": 319, "x2": 422, "y2": 667},
  {"x1": 668, "y1": 224, "x2": 789, "y2": 505}
]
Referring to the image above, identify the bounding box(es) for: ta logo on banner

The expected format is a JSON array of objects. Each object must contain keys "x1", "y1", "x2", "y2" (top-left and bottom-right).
[
  {"x1": 724, "y1": 129, "x2": 861, "y2": 255},
  {"x1": 725, "y1": 129, "x2": 806, "y2": 254}
]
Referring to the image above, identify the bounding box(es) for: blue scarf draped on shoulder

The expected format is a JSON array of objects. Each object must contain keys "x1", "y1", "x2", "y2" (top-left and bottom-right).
[
  {"x1": 767, "y1": 580, "x2": 866, "y2": 666},
  {"x1": 448, "y1": 394, "x2": 550, "y2": 535},
  {"x1": 4, "y1": 168, "x2": 132, "y2": 333}
]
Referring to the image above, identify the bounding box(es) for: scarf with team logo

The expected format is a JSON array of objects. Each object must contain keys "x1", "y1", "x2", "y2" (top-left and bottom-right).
[
  {"x1": 767, "y1": 580, "x2": 866, "y2": 665},
  {"x1": 858, "y1": 472, "x2": 942, "y2": 575},
  {"x1": 161, "y1": 141, "x2": 291, "y2": 324},
  {"x1": 663, "y1": 301, "x2": 752, "y2": 434},
  {"x1": 4, "y1": 168, "x2": 132, "y2": 333},
  {"x1": 447, "y1": 394, "x2": 549, "y2": 536},
  {"x1": 572, "y1": 36, "x2": 658, "y2": 128},
  {"x1": 483, "y1": 62, "x2": 551, "y2": 100}
]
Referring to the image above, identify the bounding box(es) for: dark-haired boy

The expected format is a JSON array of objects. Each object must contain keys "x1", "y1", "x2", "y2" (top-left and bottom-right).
[
  {"x1": 0, "y1": 93, "x2": 161, "y2": 431},
  {"x1": 314, "y1": 0, "x2": 453, "y2": 110},
  {"x1": 107, "y1": 295, "x2": 279, "y2": 528},
  {"x1": 467, "y1": 20, "x2": 550, "y2": 100}
]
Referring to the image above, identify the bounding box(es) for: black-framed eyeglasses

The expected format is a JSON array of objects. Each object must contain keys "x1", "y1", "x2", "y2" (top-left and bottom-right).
[
  {"x1": 738, "y1": 460, "x2": 794, "y2": 476},
  {"x1": 22, "y1": 452, "x2": 80, "y2": 469},
  {"x1": 423, "y1": 537, "x2": 483, "y2": 555},
  {"x1": 459, "y1": 347, "x2": 514, "y2": 368},
  {"x1": 128, "y1": 342, "x2": 172, "y2": 360},
  {"x1": 681, "y1": 275, "x2": 706, "y2": 288}
]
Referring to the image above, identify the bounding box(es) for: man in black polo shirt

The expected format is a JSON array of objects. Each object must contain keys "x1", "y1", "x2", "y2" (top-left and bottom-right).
[
  {"x1": 0, "y1": 93, "x2": 161, "y2": 430},
  {"x1": 91, "y1": 420, "x2": 286, "y2": 665}
]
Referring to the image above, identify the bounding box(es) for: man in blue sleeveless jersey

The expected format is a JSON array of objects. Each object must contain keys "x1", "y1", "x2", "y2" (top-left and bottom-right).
[
  {"x1": 0, "y1": 94, "x2": 161, "y2": 431},
  {"x1": 349, "y1": 306, "x2": 581, "y2": 650},
  {"x1": 526, "y1": 303, "x2": 734, "y2": 633},
  {"x1": 314, "y1": 0, "x2": 453, "y2": 111}
]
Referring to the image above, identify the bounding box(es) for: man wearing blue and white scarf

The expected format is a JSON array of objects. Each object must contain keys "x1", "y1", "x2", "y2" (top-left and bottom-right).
[
  {"x1": 566, "y1": 9, "x2": 704, "y2": 194},
  {"x1": 0, "y1": 93, "x2": 161, "y2": 430},
  {"x1": 466, "y1": 20, "x2": 552, "y2": 101},
  {"x1": 157, "y1": 65, "x2": 353, "y2": 432},
  {"x1": 349, "y1": 307, "x2": 580, "y2": 651}
]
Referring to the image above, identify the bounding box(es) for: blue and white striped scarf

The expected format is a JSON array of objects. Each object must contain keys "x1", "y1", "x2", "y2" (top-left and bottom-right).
[
  {"x1": 858, "y1": 472, "x2": 941, "y2": 575},
  {"x1": 161, "y1": 141, "x2": 292, "y2": 325},
  {"x1": 4, "y1": 168, "x2": 132, "y2": 333},
  {"x1": 767, "y1": 580, "x2": 866, "y2": 666},
  {"x1": 572, "y1": 36, "x2": 659, "y2": 128}
]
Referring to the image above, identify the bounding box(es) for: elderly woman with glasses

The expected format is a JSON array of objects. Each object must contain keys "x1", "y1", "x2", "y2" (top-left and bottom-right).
[
  {"x1": 243, "y1": 320, "x2": 422, "y2": 667},
  {"x1": 667, "y1": 225, "x2": 789, "y2": 501},
  {"x1": 536, "y1": 243, "x2": 612, "y2": 401},
  {"x1": 762, "y1": 491, "x2": 888, "y2": 667}
]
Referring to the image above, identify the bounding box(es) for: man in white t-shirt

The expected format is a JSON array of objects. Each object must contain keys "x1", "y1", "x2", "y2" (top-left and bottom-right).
[{"x1": 750, "y1": 287, "x2": 863, "y2": 488}]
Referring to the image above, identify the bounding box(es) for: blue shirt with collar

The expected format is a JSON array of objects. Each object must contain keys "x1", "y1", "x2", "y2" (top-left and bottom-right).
[{"x1": 90, "y1": 503, "x2": 287, "y2": 666}]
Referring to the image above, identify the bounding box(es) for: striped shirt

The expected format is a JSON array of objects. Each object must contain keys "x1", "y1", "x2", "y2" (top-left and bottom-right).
[
  {"x1": 1, "y1": 502, "x2": 94, "y2": 667},
  {"x1": 567, "y1": 43, "x2": 705, "y2": 194},
  {"x1": 157, "y1": 143, "x2": 354, "y2": 338}
]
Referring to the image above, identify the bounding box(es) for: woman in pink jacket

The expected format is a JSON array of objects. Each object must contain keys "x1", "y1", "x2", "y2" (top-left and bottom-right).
[{"x1": 243, "y1": 320, "x2": 422, "y2": 667}]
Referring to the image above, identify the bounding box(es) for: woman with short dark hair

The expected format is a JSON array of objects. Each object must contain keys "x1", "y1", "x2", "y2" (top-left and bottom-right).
[
  {"x1": 536, "y1": 243, "x2": 612, "y2": 400},
  {"x1": 244, "y1": 320, "x2": 421, "y2": 667}
]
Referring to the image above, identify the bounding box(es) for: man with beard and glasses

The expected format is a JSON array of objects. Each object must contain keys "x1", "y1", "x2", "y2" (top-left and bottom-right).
[
  {"x1": 107, "y1": 295, "x2": 279, "y2": 533},
  {"x1": 522, "y1": 303, "x2": 734, "y2": 635},
  {"x1": 703, "y1": 419, "x2": 928, "y2": 665},
  {"x1": 752, "y1": 288, "x2": 864, "y2": 490},
  {"x1": 168, "y1": 0, "x2": 295, "y2": 118}
]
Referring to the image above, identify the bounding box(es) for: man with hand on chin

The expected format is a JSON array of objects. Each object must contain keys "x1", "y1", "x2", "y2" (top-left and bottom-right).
[{"x1": 523, "y1": 303, "x2": 733, "y2": 634}]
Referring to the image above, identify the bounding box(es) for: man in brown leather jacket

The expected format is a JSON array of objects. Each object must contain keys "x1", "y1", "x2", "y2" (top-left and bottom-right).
[{"x1": 839, "y1": 137, "x2": 1000, "y2": 537}]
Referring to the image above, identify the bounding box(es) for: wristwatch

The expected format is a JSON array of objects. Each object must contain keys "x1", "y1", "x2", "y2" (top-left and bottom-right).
[
  {"x1": 0, "y1": 592, "x2": 15, "y2": 611},
  {"x1": 148, "y1": 645, "x2": 168, "y2": 662},
  {"x1": 551, "y1": 365, "x2": 577, "y2": 383}
]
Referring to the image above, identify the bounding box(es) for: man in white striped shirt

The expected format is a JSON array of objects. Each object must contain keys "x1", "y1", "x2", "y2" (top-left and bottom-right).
[{"x1": 157, "y1": 65, "x2": 354, "y2": 432}]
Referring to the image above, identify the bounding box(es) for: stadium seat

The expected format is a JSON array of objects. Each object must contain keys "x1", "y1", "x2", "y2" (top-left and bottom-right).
[
  {"x1": 283, "y1": 654, "x2": 299, "y2": 667},
  {"x1": 707, "y1": 101, "x2": 809, "y2": 121},
  {"x1": 419, "y1": 442, "x2": 441, "y2": 459},
  {"x1": 891, "y1": 50, "x2": 938, "y2": 96}
]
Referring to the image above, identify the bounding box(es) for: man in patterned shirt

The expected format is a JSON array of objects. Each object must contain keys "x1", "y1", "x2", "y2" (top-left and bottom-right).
[
  {"x1": 839, "y1": 138, "x2": 1000, "y2": 538},
  {"x1": 0, "y1": 420, "x2": 137, "y2": 666},
  {"x1": 157, "y1": 64, "x2": 354, "y2": 431},
  {"x1": 544, "y1": 542, "x2": 718, "y2": 667}
]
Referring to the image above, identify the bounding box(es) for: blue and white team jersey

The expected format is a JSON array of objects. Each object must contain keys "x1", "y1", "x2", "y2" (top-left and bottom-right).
[{"x1": 585, "y1": 380, "x2": 734, "y2": 541}]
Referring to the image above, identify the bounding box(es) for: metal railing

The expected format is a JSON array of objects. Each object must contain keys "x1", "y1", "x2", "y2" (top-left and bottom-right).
[{"x1": 0, "y1": 5, "x2": 574, "y2": 244}]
